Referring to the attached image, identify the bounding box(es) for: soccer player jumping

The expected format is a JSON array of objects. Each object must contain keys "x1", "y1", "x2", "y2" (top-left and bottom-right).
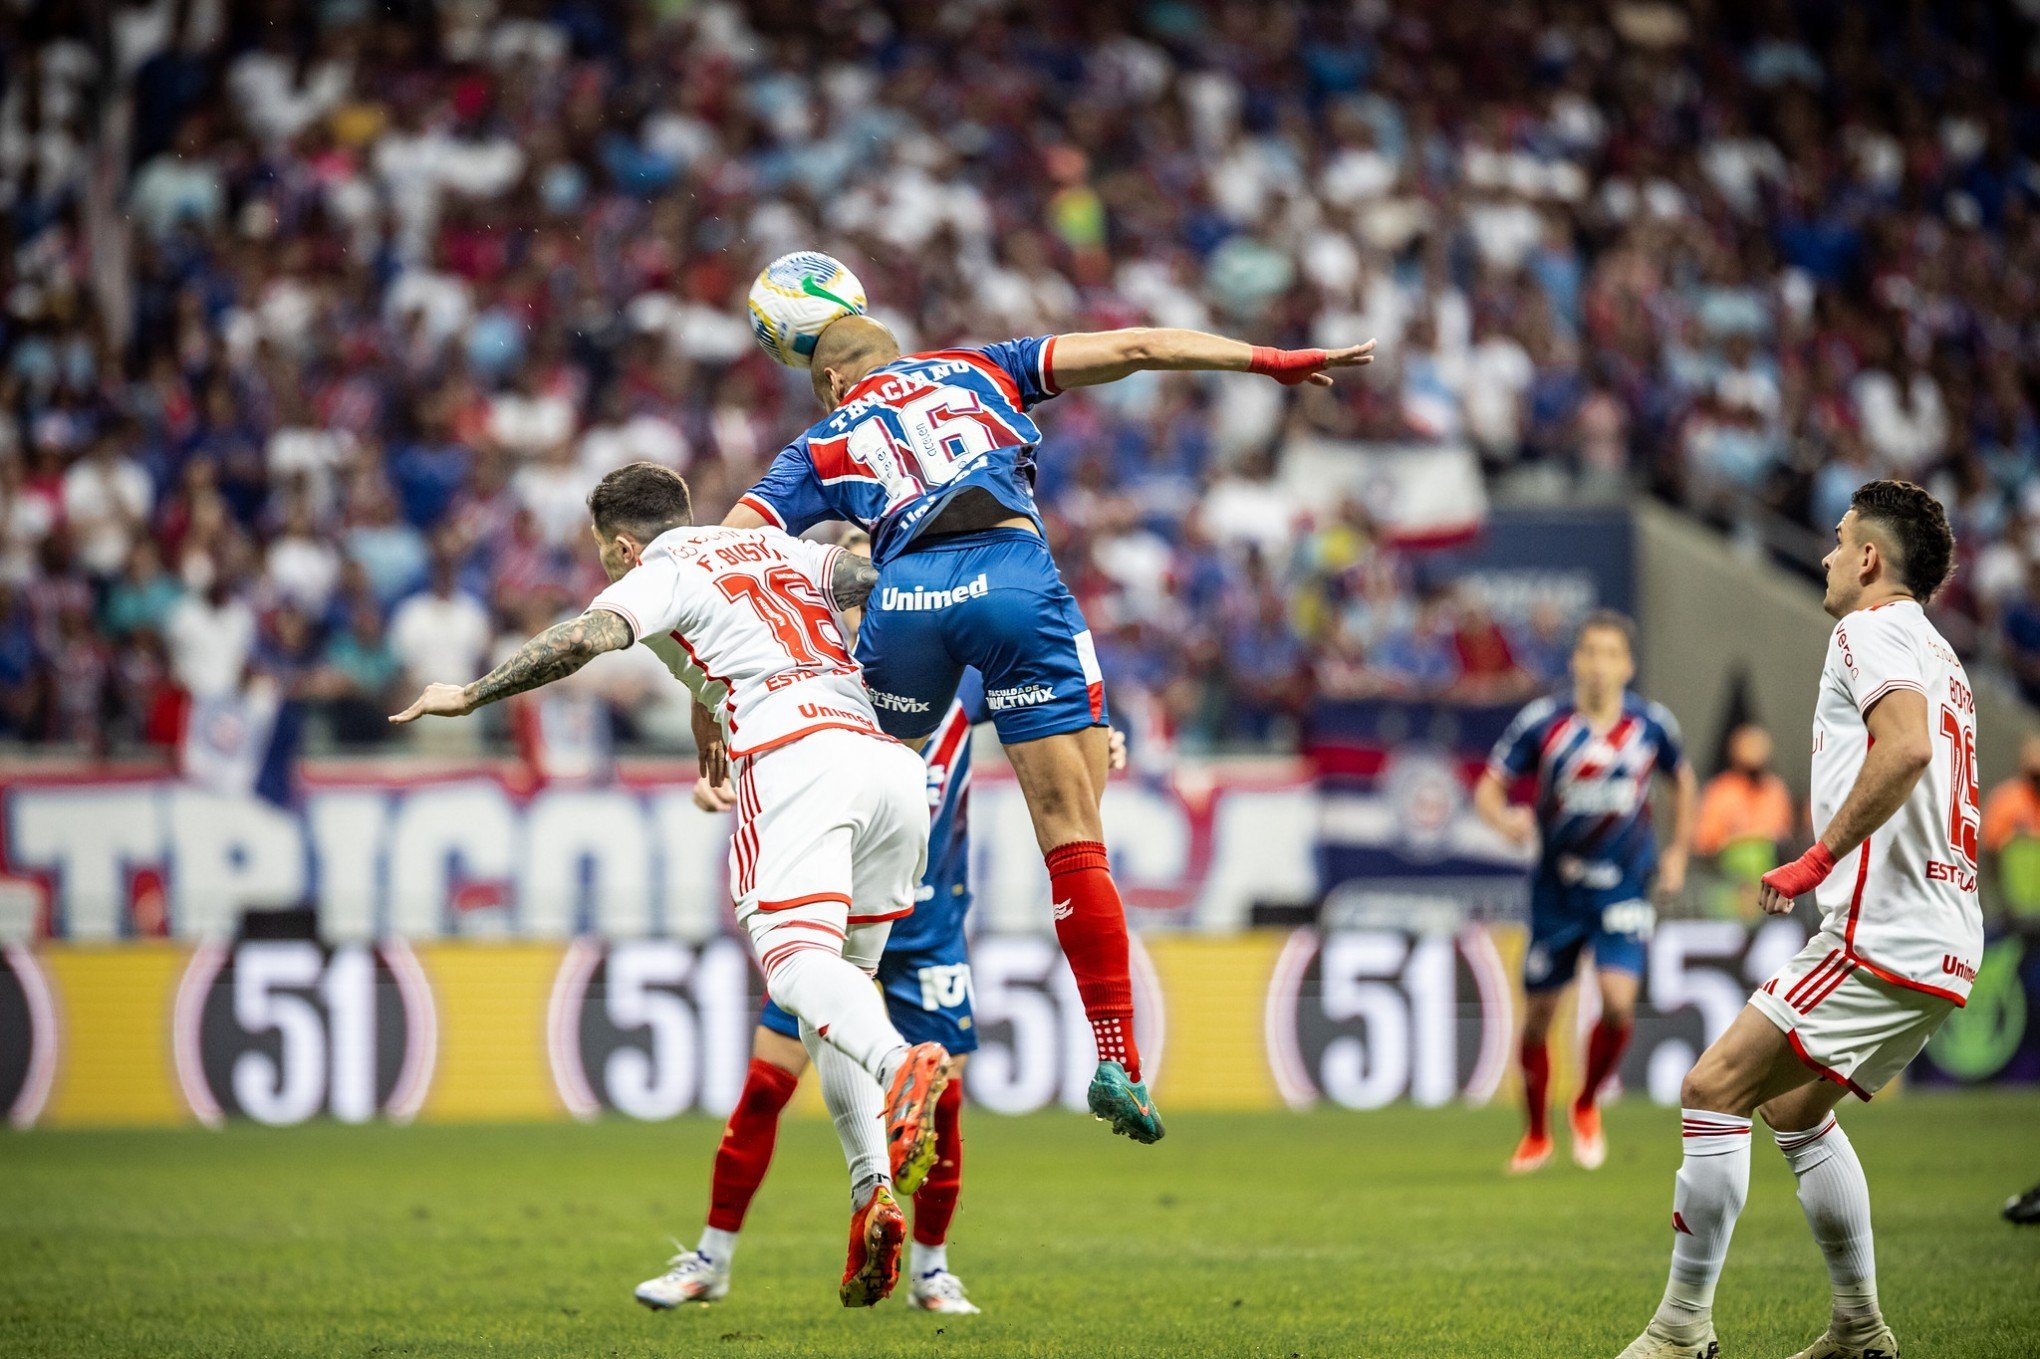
[
  {"x1": 1617, "y1": 481, "x2": 1983, "y2": 1359},
  {"x1": 640, "y1": 685, "x2": 986, "y2": 1316},
  {"x1": 1477, "y1": 611, "x2": 1697, "y2": 1174},
  {"x1": 722, "y1": 318, "x2": 1373, "y2": 1142},
  {"x1": 392, "y1": 464, "x2": 951, "y2": 1308}
]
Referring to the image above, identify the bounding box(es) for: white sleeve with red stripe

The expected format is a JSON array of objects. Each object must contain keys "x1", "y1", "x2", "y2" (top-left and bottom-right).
[
  {"x1": 589, "y1": 551, "x2": 687, "y2": 644},
  {"x1": 1831, "y1": 608, "x2": 1928, "y2": 716},
  {"x1": 1038, "y1": 334, "x2": 1061, "y2": 396}
]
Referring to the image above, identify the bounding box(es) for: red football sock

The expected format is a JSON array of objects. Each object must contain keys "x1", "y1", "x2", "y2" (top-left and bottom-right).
[
  {"x1": 706, "y1": 1057, "x2": 800, "y2": 1232},
  {"x1": 1574, "y1": 1018, "x2": 1633, "y2": 1113},
  {"x1": 1520, "y1": 1036, "x2": 1550, "y2": 1141},
  {"x1": 1045, "y1": 840, "x2": 1141, "y2": 1080},
  {"x1": 912, "y1": 1079, "x2": 965, "y2": 1247}
]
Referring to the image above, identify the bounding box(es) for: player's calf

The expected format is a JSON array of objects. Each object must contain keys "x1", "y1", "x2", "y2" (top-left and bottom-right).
[{"x1": 883, "y1": 1042, "x2": 952, "y2": 1195}]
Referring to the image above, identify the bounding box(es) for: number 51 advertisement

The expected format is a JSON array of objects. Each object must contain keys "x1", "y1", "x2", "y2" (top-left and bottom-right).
[{"x1": 6, "y1": 918, "x2": 2034, "y2": 1129}]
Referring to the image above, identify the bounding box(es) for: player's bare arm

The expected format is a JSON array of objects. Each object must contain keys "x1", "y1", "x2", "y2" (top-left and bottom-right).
[
  {"x1": 1657, "y1": 761, "x2": 1699, "y2": 898},
  {"x1": 1472, "y1": 768, "x2": 1536, "y2": 847},
  {"x1": 1757, "y1": 689, "x2": 1932, "y2": 915},
  {"x1": 388, "y1": 608, "x2": 634, "y2": 723},
  {"x1": 1047, "y1": 327, "x2": 1376, "y2": 389}
]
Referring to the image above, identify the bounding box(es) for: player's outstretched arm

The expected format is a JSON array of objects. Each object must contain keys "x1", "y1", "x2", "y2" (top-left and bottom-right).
[
  {"x1": 388, "y1": 608, "x2": 634, "y2": 723},
  {"x1": 1758, "y1": 690, "x2": 1933, "y2": 913},
  {"x1": 1048, "y1": 327, "x2": 1375, "y2": 389}
]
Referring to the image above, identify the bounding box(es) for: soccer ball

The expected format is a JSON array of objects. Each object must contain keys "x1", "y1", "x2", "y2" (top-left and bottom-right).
[{"x1": 746, "y1": 251, "x2": 867, "y2": 369}]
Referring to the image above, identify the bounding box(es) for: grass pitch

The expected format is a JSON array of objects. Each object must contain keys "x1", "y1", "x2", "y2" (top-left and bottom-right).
[{"x1": 3, "y1": 1093, "x2": 2036, "y2": 1358}]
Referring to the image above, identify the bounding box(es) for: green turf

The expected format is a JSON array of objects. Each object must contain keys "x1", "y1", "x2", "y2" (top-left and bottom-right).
[{"x1": 3, "y1": 1093, "x2": 2037, "y2": 1357}]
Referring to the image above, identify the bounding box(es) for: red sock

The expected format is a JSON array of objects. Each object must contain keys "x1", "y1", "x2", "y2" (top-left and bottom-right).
[
  {"x1": 1045, "y1": 840, "x2": 1141, "y2": 1080},
  {"x1": 706, "y1": 1057, "x2": 799, "y2": 1232},
  {"x1": 912, "y1": 1079, "x2": 965, "y2": 1247},
  {"x1": 1520, "y1": 1036, "x2": 1550, "y2": 1141},
  {"x1": 1574, "y1": 1018, "x2": 1633, "y2": 1113}
]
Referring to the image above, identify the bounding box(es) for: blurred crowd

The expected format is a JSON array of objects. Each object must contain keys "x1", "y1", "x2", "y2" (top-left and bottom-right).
[{"x1": 4, "y1": 0, "x2": 2040, "y2": 756}]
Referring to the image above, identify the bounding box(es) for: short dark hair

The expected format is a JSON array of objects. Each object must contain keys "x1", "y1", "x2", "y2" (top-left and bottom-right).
[
  {"x1": 1849, "y1": 479, "x2": 1955, "y2": 601},
  {"x1": 1574, "y1": 608, "x2": 1636, "y2": 654},
  {"x1": 587, "y1": 462, "x2": 692, "y2": 539}
]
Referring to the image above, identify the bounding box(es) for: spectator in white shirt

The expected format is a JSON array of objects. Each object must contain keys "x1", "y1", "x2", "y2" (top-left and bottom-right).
[
  {"x1": 127, "y1": 121, "x2": 225, "y2": 241},
  {"x1": 166, "y1": 577, "x2": 256, "y2": 699},
  {"x1": 388, "y1": 556, "x2": 492, "y2": 692},
  {"x1": 0, "y1": 455, "x2": 57, "y2": 586},
  {"x1": 1852, "y1": 349, "x2": 1948, "y2": 479},
  {"x1": 265, "y1": 495, "x2": 341, "y2": 614},
  {"x1": 514, "y1": 440, "x2": 593, "y2": 547},
  {"x1": 486, "y1": 367, "x2": 576, "y2": 462},
  {"x1": 61, "y1": 432, "x2": 153, "y2": 579},
  {"x1": 1463, "y1": 316, "x2": 1535, "y2": 463},
  {"x1": 576, "y1": 387, "x2": 689, "y2": 482}
]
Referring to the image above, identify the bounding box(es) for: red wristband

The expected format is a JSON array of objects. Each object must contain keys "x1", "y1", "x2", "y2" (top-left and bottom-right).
[
  {"x1": 1248, "y1": 346, "x2": 1329, "y2": 385},
  {"x1": 1760, "y1": 843, "x2": 1837, "y2": 899}
]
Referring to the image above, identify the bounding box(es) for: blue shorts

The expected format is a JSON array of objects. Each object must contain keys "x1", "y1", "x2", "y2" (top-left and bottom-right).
[
  {"x1": 759, "y1": 934, "x2": 978, "y2": 1055},
  {"x1": 856, "y1": 528, "x2": 1106, "y2": 744},
  {"x1": 1524, "y1": 875, "x2": 1654, "y2": 992}
]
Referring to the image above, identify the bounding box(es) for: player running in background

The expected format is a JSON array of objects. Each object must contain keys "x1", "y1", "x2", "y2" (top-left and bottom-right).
[
  {"x1": 722, "y1": 316, "x2": 1374, "y2": 1142},
  {"x1": 1617, "y1": 481, "x2": 1983, "y2": 1359},
  {"x1": 391, "y1": 463, "x2": 948, "y2": 1308},
  {"x1": 1476, "y1": 611, "x2": 1697, "y2": 1174}
]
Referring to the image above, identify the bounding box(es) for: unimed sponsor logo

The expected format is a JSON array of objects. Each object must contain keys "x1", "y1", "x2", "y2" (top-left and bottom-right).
[
  {"x1": 878, "y1": 574, "x2": 990, "y2": 612},
  {"x1": 796, "y1": 702, "x2": 872, "y2": 725},
  {"x1": 986, "y1": 683, "x2": 1055, "y2": 711}
]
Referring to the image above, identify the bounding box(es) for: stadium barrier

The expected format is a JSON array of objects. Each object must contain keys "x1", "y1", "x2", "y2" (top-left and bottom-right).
[
  {"x1": 7, "y1": 918, "x2": 2035, "y2": 1129},
  {"x1": 0, "y1": 760, "x2": 1316, "y2": 941}
]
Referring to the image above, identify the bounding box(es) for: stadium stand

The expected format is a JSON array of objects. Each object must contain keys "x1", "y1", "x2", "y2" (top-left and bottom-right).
[{"x1": 2, "y1": 0, "x2": 2037, "y2": 758}]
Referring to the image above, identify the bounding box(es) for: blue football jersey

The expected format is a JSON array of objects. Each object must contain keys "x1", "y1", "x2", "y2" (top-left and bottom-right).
[
  {"x1": 885, "y1": 670, "x2": 988, "y2": 952},
  {"x1": 737, "y1": 338, "x2": 1062, "y2": 563},
  {"x1": 1488, "y1": 691, "x2": 1686, "y2": 881}
]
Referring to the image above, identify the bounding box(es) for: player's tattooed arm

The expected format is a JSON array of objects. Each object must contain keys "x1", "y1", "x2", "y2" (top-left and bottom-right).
[
  {"x1": 830, "y1": 550, "x2": 879, "y2": 612},
  {"x1": 389, "y1": 609, "x2": 633, "y2": 723}
]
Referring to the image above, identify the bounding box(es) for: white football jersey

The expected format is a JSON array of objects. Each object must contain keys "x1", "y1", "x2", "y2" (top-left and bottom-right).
[
  {"x1": 1809, "y1": 598, "x2": 1983, "y2": 1004},
  {"x1": 590, "y1": 526, "x2": 886, "y2": 758}
]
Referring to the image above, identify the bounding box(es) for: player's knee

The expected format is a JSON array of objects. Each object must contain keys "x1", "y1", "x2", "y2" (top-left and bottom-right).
[
  {"x1": 1520, "y1": 988, "x2": 1560, "y2": 1037},
  {"x1": 1678, "y1": 1067, "x2": 1715, "y2": 1110},
  {"x1": 1679, "y1": 1056, "x2": 1750, "y2": 1114}
]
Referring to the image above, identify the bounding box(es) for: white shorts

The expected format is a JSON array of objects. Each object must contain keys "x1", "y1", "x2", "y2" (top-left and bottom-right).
[
  {"x1": 729, "y1": 728, "x2": 930, "y2": 968},
  {"x1": 1750, "y1": 930, "x2": 1955, "y2": 1099}
]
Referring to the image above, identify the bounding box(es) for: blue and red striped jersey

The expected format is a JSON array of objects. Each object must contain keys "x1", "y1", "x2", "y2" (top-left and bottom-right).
[
  {"x1": 887, "y1": 670, "x2": 987, "y2": 952},
  {"x1": 737, "y1": 337, "x2": 1062, "y2": 564},
  {"x1": 1488, "y1": 691, "x2": 1686, "y2": 878}
]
